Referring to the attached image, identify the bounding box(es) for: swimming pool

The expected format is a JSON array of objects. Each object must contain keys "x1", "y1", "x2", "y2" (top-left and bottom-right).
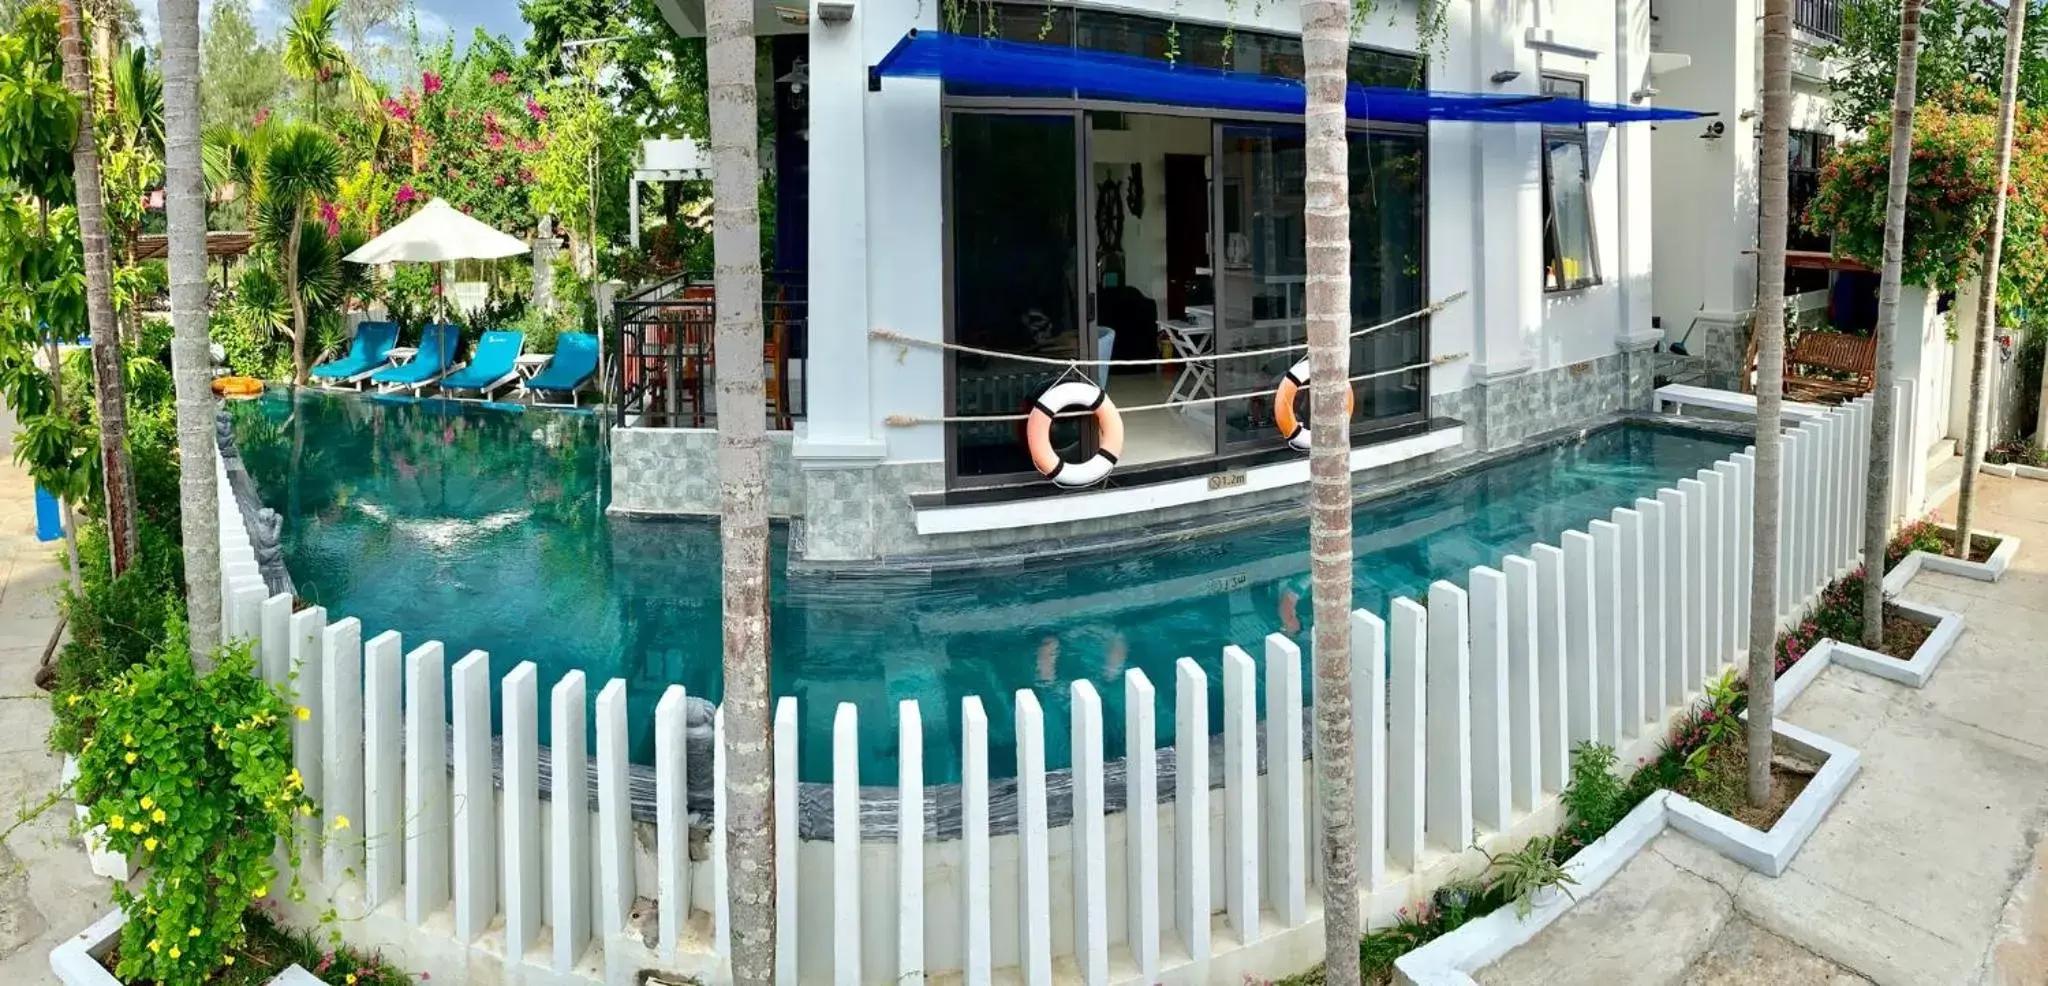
[{"x1": 229, "y1": 390, "x2": 1745, "y2": 784}]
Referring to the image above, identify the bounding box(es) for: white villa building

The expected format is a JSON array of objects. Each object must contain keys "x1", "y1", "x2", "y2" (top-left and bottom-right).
[{"x1": 621, "y1": 0, "x2": 1697, "y2": 564}]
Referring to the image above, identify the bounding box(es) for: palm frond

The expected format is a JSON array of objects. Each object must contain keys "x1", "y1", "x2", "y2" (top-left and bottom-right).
[
  {"x1": 111, "y1": 45, "x2": 162, "y2": 152},
  {"x1": 259, "y1": 125, "x2": 341, "y2": 209}
]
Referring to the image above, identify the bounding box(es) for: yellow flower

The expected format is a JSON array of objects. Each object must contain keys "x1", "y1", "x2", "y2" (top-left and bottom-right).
[
  {"x1": 286, "y1": 768, "x2": 303, "y2": 789},
  {"x1": 298, "y1": 804, "x2": 313, "y2": 817},
  {"x1": 147, "y1": 939, "x2": 160, "y2": 953},
  {"x1": 124, "y1": 752, "x2": 137, "y2": 765},
  {"x1": 346, "y1": 975, "x2": 357, "y2": 985},
  {"x1": 224, "y1": 956, "x2": 234, "y2": 966},
  {"x1": 251, "y1": 884, "x2": 269, "y2": 899},
  {"x1": 127, "y1": 821, "x2": 144, "y2": 834},
  {"x1": 143, "y1": 837, "x2": 157, "y2": 852},
  {"x1": 295, "y1": 705, "x2": 311, "y2": 721},
  {"x1": 188, "y1": 926, "x2": 200, "y2": 938},
  {"x1": 139, "y1": 796, "x2": 153, "y2": 810},
  {"x1": 122, "y1": 732, "x2": 133, "y2": 746},
  {"x1": 108, "y1": 814, "x2": 124, "y2": 829},
  {"x1": 150, "y1": 808, "x2": 166, "y2": 824},
  {"x1": 66, "y1": 694, "x2": 80, "y2": 706},
  {"x1": 333, "y1": 814, "x2": 351, "y2": 830},
  {"x1": 168, "y1": 946, "x2": 180, "y2": 960}
]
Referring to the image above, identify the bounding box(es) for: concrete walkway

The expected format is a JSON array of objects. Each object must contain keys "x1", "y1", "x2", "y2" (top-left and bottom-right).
[
  {"x1": 1479, "y1": 473, "x2": 2048, "y2": 986},
  {"x1": 0, "y1": 427, "x2": 109, "y2": 985}
]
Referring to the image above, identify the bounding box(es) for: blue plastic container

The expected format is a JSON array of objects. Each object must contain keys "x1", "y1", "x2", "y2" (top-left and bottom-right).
[{"x1": 33, "y1": 484, "x2": 62, "y2": 542}]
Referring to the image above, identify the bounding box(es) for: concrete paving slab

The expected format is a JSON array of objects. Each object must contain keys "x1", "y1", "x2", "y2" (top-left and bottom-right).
[
  {"x1": 1649, "y1": 830, "x2": 1754, "y2": 897},
  {"x1": 1475, "y1": 841, "x2": 1733, "y2": 986},
  {"x1": 1777, "y1": 672, "x2": 1900, "y2": 752},
  {"x1": 1736, "y1": 865, "x2": 1978, "y2": 986},
  {"x1": 1678, "y1": 918, "x2": 1873, "y2": 986}
]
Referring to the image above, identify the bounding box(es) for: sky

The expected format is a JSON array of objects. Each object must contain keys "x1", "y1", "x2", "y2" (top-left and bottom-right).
[{"x1": 141, "y1": 0, "x2": 533, "y2": 48}]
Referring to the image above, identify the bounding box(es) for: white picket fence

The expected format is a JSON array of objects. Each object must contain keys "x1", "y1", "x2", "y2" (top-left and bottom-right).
[{"x1": 210, "y1": 399, "x2": 1877, "y2": 986}]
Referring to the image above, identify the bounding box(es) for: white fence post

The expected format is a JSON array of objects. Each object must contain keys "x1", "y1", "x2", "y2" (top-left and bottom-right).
[
  {"x1": 1631, "y1": 499, "x2": 1666, "y2": 724},
  {"x1": 1561, "y1": 530, "x2": 1599, "y2": 746},
  {"x1": 228, "y1": 580, "x2": 264, "y2": 644},
  {"x1": 288, "y1": 606, "x2": 326, "y2": 852},
  {"x1": 502, "y1": 662, "x2": 541, "y2": 963},
  {"x1": 364, "y1": 631, "x2": 403, "y2": 909},
  {"x1": 713, "y1": 709, "x2": 730, "y2": 962},
  {"x1": 1351, "y1": 611, "x2": 1389, "y2": 884},
  {"x1": 1424, "y1": 582, "x2": 1473, "y2": 852},
  {"x1": 1713, "y1": 460, "x2": 1742, "y2": 662},
  {"x1": 1173, "y1": 659, "x2": 1211, "y2": 961},
  {"x1": 1500, "y1": 559, "x2": 1540, "y2": 813},
  {"x1": 898, "y1": 700, "x2": 924, "y2": 986},
  {"x1": 1589, "y1": 520, "x2": 1622, "y2": 746},
  {"x1": 451, "y1": 650, "x2": 497, "y2": 946},
  {"x1": 1263, "y1": 634, "x2": 1306, "y2": 927},
  {"x1": 777, "y1": 697, "x2": 800, "y2": 986},
  {"x1": 1467, "y1": 567, "x2": 1511, "y2": 833},
  {"x1": 833, "y1": 703, "x2": 862, "y2": 986},
  {"x1": 1611, "y1": 509, "x2": 1645, "y2": 740},
  {"x1": 961, "y1": 697, "x2": 992, "y2": 986},
  {"x1": 1071, "y1": 681, "x2": 1110, "y2": 986},
  {"x1": 551, "y1": 671, "x2": 590, "y2": 973},
  {"x1": 1015, "y1": 690, "x2": 1052, "y2": 986},
  {"x1": 654, "y1": 687, "x2": 688, "y2": 962},
  {"x1": 1389, "y1": 598, "x2": 1427, "y2": 867},
  {"x1": 259, "y1": 594, "x2": 292, "y2": 686},
  {"x1": 1734, "y1": 451, "x2": 1757, "y2": 655},
  {"x1": 1700, "y1": 469, "x2": 1729, "y2": 672},
  {"x1": 1784, "y1": 429, "x2": 1808, "y2": 614},
  {"x1": 321, "y1": 618, "x2": 364, "y2": 889},
  {"x1": 1528, "y1": 545, "x2": 1568, "y2": 791},
  {"x1": 1124, "y1": 669, "x2": 1160, "y2": 982},
  {"x1": 1655, "y1": 488, "x2": 1688, "y2": 706},
  {"x1": 405, "y1": 641, "x2": 450, "y2": 925},
  {"x1": 1221, "y1": 645, "x2": 1260, "y2": 944},
  {"x1": 597, "y1": 680, "x2": 633, "y2": 936},
  {"x1": 1677, "y1": 477, "x2": 1709, "y2": 689}
]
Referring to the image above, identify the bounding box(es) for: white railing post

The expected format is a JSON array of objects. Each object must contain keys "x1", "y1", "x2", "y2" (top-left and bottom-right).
[
  {"x1": 1221, "y1": 645, "x2": 1260, "y2": 944},
  {"x1": 1263, "y1": 634, "x2": 1306, "y2": 927},
  {"x1": 777, "y1": 698, "x2": 800, "y2": 986},
  {"x1": 1500, "y1": 559, "x2": 1540, "y2": 813},
  {"x1": 897, "y1": 700, "x2": 923, "y2": 986},
  {"x1": 1071, "y1": 681, "x2": 1110, "y2": 986},
  {"x1": 1528, "y1": 545, "x2": 1568, "y2": 791},
  {"x1": 228, "y1": 578, "x2": 263, "y2": 643},
  {"x1": 1655, "y1": 489, "x2": 1688, "y2": 706},
  {"x1": 1734, "y1": 451, "x2": 1756, "y2": 654},
  {"x1": 1561, "y1": 530, "x2": 1599, "y2": 746},
  {"x1": 1677, "y1": 476, "x2": 1709, "y2": 689},
  {"x1": 597, "y1": 680, "x2": 633, "y2": 936},
  {"x1": 1124, "y1": 669, "x2": 1160, "y2": 982},
  {"x1": 1701, "y1": 468, "x2": 1729, "y2": 672},
  {"x1": 1713, "y1": 460, "x2": 1742, "y2": 662},
  {"x1": 364, "y1": 631, "x2": 403, "y2": 909},
  {"x1": 288, "y1": 606, "x2": 326, "y2": 853},
  {"x1": 259, "y1": 594, "x2": 292, "y2": 686},
  {"x1": 1351, "y1": 611, "x2": 1389, "y2": 884},
  {"x1": 1015, "y1": 691, "x2": 1052, "y2": 986},
  {"x1": 1424, "y1": 582, "x2": 1473, "y2": 852},
  {"x1": 321, "y1": 618, "x2": 364, "y2": 889},
  {"x1": 1611, "y1": 509, "x2": 1645, "y2": 740},
  {"x1": 654, "y1": 687, "x2": 689, "y2": 961},
  {"x1": 833, "y1": 703, "x2": 862, "y2": 986},
  {"x1": 502, "y1": 662, "x2": 541, "y2": 963},
  {"x1": 1784, "y1": 428, "x2": 1809, "y2": 613},
  {"x1": 1589, "y1": 520, "x2": 1623, "y2": 745},
  {"x1": 714, "y1": 709, "x2": 730, "y2": 962},
  {"x1": 1172, "y1": 659, "x2": 1211, "y2": 961},
  {"x1": 1467, "y1": 567, "x2": 1511, "y2": 833},
  {"x1": 1631, "y1": 499, "x2": 1666, "y2": 724},
  {"x1": 1389, "y1": 599, "x2": 1427, "y2": 868},
  {"x1": 961, "y1": 697, "x2": 992, "y2": 986},
  {"x1": 551, "y1": 671, "x2": 590, "y2": 973},
  {"x1": 405, "y1": 641, "x2": 450, "y2": 925},
  {"x1": 451, "y1": 650, "x2": 497, "y2": 946}
]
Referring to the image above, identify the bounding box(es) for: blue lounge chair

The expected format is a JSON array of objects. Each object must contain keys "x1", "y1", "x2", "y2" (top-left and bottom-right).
[
  {"x1": 438, "y1": 330, "x2": 525, "y2": 400},
  {"x1": 371, "y1": 323, "x2": 462, "y2": 395},
  {"x1": 521, "y1": 332, "x2": 599, "y2": 407},
  {"x1": 310, "y1": 321, "x2": 400, "y2": 388}
]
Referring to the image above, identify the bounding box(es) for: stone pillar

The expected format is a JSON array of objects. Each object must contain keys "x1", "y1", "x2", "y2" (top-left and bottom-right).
[{"x1": 532, "y1": 215, "x2": 558, "y2": 315}]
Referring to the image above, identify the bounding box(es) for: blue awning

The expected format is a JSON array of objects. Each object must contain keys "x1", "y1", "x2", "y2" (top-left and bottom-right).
[{"x1": 872, "y1": 31, "x2": 1711, "y2": 125}]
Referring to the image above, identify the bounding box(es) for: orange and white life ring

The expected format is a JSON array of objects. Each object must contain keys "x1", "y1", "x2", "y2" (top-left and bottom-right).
[
  {"x1": 1273, "y1": 357, "x2": 1353, "y2": 452},
  {"x1": 1026, "y1": 380, "x2": 1125, "y2": 488}
]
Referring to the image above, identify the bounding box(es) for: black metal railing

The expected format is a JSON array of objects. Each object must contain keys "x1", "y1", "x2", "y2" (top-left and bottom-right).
[
  {"x1": 612, "y1": 272, "x2": 808, "y2": 430},
  {"x1": 1794, "y1": 0, "x2": 1842, "y2": 41}
]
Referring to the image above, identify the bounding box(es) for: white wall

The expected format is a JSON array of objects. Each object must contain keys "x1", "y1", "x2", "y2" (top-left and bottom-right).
[{"x1": 1651, "y1": 0, "x2": 1759, "y2": 339}]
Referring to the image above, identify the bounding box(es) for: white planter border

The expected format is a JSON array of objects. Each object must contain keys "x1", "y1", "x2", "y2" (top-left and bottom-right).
[
  {"x1": 1665, "y1": 721, "x2": 1860, "y2": 878},
  {"x1": 48, "y1": 909, "x2": 122, "y2": 986},
  {"x1": 1819, "y1": 600, "x2": 1963, "y2": 689},
  {"x1": 1882, "y1": 531, "x2": 2020, "y2": 590},
  {"x1": 1980, "y1": 461, "x2": 2048, "y2": 482},
  {"x1": 59, "y1": 756, "x2": 128, "y2": 882}
]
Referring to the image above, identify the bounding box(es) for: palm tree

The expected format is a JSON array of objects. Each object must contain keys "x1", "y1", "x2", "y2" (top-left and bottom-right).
[
  {"x1": 201, "y1": 122, "x2": 265, "y2": 231},
  {"x1": 705, "y1": 0, "x2": 774, "y2": 976},
  {"x1": 156, "y1": 0, "x2": 223, "y2": 657},
  {"x1": 1301, "y1": 0, "x2": 1358, "y2": 978},
  {"x1": 54, "y1": 0, "x2": 138, "y2": 576},
  {"x1": 1956, "y1": 0, "x2": 2028, "y2": 560},
  {"x1": 1862, "y1": 0, "x2": 1924, "y2": 651},
  {"x1": 111, "y1": 43, "x2": 161, "y2": 346},
  {"x1": 280, "y1": 0, "x2": 370, "y2": 128},
  {"x1": 259, "y1": 125, "x2": 339, "y2": 384},
  {"x1": 1749, "y1": 0, "x2": 1792, "y2": 807}
]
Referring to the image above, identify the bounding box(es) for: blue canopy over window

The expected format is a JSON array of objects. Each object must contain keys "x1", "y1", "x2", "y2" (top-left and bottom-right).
[{"x1": 872, "y1": 31, "x2": 1711, "y2": 125}]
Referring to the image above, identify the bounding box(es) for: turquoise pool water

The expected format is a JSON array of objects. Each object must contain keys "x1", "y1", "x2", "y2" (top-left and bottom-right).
[{"x1": 229, "y1": 391, "x2": 1743, "y2": 784}]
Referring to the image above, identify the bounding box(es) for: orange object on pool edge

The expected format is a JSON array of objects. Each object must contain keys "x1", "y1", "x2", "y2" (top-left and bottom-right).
[
  {"x1": 1273, "y1": 357, "x2": 1353, "y2": 452},
  {"x1": 1025, "y1": 380, "x2": 1123, "y2": 488},
  {"x1": 211, "y1": 376, "x2": 265, "y2": 399}
]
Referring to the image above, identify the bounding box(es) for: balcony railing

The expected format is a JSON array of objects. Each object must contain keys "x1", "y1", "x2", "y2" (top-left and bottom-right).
[
  {"x1": 1794, "y1": 0, "x2": 1842, "y2": 41},
  {"x1": 613, "y1": 271, "x2": 808, "y2": 430}
]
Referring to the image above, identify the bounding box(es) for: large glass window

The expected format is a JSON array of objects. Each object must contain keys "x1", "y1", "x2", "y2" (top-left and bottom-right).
[
  {"x1": 1785, "y1": 129, "x2": 1834, "y2": 295},
  {"x1": 946, "y1": 112, "x2": 1085, "y2": 482},
  {"x1": 1540, "y1": 74, "x2": 1599, "y2": 293}
]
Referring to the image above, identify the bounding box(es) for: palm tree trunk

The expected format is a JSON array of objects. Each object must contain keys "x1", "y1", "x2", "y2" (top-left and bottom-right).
[
  {"x1": 1957, "y1": 0, "x2": 2028, "y2": 561},
  {"x1": 1302, "y1": 0, "x2": 1357, "y2": 978},
  {"x1": 56, "y1": 0, "x2": 138, "y2": 577},
  {"x1": 1863, "y1": 0, "x2": 1924, "y2": 648},
  {"x1": 707, "y1": 0, "x2": 774, "y2": 981},
  {"x1": 158, "y1": 0, "x2": 222, "y2": 660},
  {"x1": 288, "y1": 204, "x2": 309, "y2": 384},
  {"x1": 1749, "y1": 0, "x2": 1792, "y2": 809}
]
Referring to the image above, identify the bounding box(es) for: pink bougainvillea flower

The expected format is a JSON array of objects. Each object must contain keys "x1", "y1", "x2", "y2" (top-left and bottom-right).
[
  {"x1": 253, "y1": 107, "x2": 271, "y2": 126},
  {"x1": 491, "y1": 70, "x2": 510, "y2": 86},
  {"x1": 526, "y1": 96, "x2": 548, "y2": 122},
  {"x1": 494, "y1": 174, "x2": 507, "y2": 187},
  {"x1": 395, "y1": 184, "x2": 417, "y2": 205},
  {"x1": 383, "y1": 97, "x2": 412, "y2": 122},
  {"x1": 487, "y1": 131, "x2": 506, "y2": 151},
  {"x1": 423, "y1": 70, "x2": 444, "y2": 95}
]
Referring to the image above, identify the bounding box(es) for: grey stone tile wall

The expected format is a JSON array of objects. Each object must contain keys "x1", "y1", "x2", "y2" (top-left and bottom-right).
[
  {"x1": 609, "y1": 427, "x2": 800, "y2": 516},
  {"x1": 1470, "y1": 352, "x2": 1633, "y2": 451}
]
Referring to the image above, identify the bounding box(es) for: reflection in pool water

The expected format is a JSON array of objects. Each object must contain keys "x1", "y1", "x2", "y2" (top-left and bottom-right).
[{"x1": 229, "y1": 391, "x2": 1745, "y2": 784}]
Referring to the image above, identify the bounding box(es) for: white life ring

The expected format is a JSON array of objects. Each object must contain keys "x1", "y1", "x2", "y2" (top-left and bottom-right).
[
  {"x1": 1025, "y1": 381, "x2": 1125, "y2": 488},
  {"x1": 1273, "y1": 357, "x2": 1355, "y2": 452}
]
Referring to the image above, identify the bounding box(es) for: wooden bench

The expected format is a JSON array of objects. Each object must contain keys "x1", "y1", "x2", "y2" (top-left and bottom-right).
[{"x1": 1742, "y1": 327, "x2": 1878, "y2": 403}]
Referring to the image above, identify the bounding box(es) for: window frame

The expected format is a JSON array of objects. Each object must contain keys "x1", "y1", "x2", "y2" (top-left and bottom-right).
[{"x1": 1538, "y1": 71, "x2": 1602, "y2": 294}]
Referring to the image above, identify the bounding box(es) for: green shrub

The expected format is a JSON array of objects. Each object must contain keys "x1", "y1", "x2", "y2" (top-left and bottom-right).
[
  {"x1": 51, "y1": 520, "x2": 186, "y2": 753},
  {"x1": 212, "y1": 312, "x2": 293, "y2": 382}
]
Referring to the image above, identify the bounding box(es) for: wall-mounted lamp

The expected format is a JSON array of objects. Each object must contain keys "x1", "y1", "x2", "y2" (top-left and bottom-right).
[
  {"x1": 1630, "y1": 86, "x2": 1659, "y2": 102},
  {"x1": 817, "y1": 0, "x2": 855, "y2": 22},
  {"x1": 1490, "y1": 69, "x2": 1521, "y2": 85},
  {"x1": 1700, "y1": 120, "x2": 1726, "y2": 140},
  {"x1": 1738, "y1": 108, "x2": 1759, "y2": 121}
]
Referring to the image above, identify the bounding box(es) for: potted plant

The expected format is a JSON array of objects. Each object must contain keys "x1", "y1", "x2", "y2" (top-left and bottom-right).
[{"x1": 1483, "y1": 836, "x2": 1578, "y2": 918}]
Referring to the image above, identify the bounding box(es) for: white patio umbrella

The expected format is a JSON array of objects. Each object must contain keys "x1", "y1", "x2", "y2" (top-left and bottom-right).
[{"x1": 343, "y1": 198, "x2": 530, "y2": 264}]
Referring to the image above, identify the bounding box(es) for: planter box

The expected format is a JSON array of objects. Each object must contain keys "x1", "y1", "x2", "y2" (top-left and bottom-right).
[
  {"x1": 1820, "y1": 600, "x2": 1964, "y2": 689},
  {"x1": 1981, "y1": 462, "x2": 2019, "y2": 479},
  {"x1": 1665, "y1": 721, "x2": 1860, "y2": 878},
  {"x1": 58, "y1": 757, "x2": 128, "y2": 882},
  {"x1": 1883, "y1": 530, "x2": 2021, "y2": 591},
  {"x1": 51, "y1": 910, "x2": 329, "y2": 986},
  {"x1": 2014, "y1": 463, "x2": 2048, "y2": 482}
]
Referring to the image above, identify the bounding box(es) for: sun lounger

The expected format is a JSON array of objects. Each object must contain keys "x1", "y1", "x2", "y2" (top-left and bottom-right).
[
  {"x1": 371, "y1": 323, "x2": 463, "y2": 395},
  {"x1": 310, "y1": 321, "x2": 400, "y2": 388},
  {"x1": 438, "y1": 330, "x2": 525, "y2": 400},
  {"x1": 521, "y1": 332, "x2": 599, "y2": 407}
]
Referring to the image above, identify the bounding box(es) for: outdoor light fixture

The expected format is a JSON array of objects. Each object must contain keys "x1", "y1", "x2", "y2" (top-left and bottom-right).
[
  {"x1": 1700, "y1": 120, "x2": 1726, "y2": 140},
  {"x1": 1631, "y1": 86, "x2": 1659, "y2": 101},
  {"x1": 1489, "y1": 69, "x2": 1521, "y2": 85},
  {"x1": 817, "y1": 0, "x2": 855, "y2": 22}
]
